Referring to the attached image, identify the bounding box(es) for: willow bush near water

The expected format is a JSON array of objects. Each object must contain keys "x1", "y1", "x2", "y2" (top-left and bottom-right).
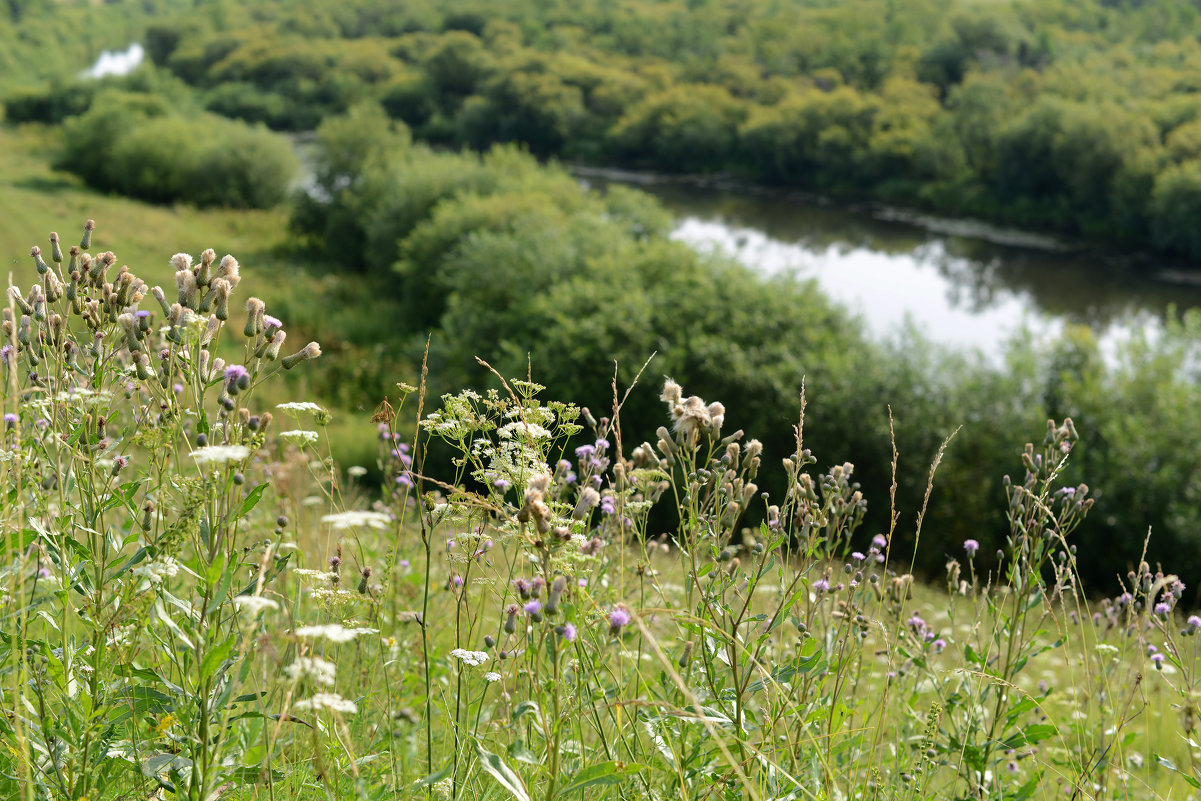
[{"x1": 1, "y1": 224, "x2": 1200, "y2": 800}]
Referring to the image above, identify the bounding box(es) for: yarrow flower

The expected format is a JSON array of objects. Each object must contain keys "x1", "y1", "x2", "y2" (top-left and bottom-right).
[
  {"x1": 484, "y1": 671, "x2": 502, "y2": 682},
  {"x1": 294, "y1": 692, "x2": 357, "y2": 714},
  {"x1": 450, "y1": 649, "x2": 489, "y2": 667}
]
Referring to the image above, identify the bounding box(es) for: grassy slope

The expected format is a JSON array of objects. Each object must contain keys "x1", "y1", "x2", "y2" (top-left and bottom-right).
[{"x1": 0, "y1": 124, "x2": 385, "y2": 469}]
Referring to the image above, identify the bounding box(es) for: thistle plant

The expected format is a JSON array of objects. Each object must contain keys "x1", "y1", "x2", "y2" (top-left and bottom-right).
[{"x1": 0, "y1": 224, "x2": 1195, "y2": 801}]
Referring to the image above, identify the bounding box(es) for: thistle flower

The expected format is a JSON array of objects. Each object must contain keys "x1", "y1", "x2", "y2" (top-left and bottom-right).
[
  {"x1": 524, "y1": 600, "x2": 543, "y2": 623},
  {"x1": 963, "y1": 539, "x2": 979, "y2": 557},
  {"x1": 573, "y1": 487, "x2": 600, "y2": 519},
  {"x1": 175, "y1": 268, "x2": 198, "y2": 310},
  {"x1": 504, "y1": 604, "x2": 519, "y2": 634},
  {"x1": 608, "y1": 606, "x2": 632, "y2": 636},
  {"x1": 281, "y1": 341, "x2": 322, "y2": 370},
  {"x1": 215, "y1": 254, "x2": 241, "y2": 288},
  {"x1": 556, "y1": 623, "x2": 577, "y2": 642}
]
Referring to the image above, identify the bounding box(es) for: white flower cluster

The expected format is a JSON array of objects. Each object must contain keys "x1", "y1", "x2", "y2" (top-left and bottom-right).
[
  {"x1": 498, "y1": 421, "x2": 553, "y2": 440},
  {"x1": 484, "y1": 671, "x2": 502, "y2": 682},
  {"x1": 233, "y1": 595, "x2": 279, "y2": 615},
  {"x1": 294, "y1": 624, "x2": 377, "y2": 643},
  {"x1": 450, "y1": 648, "x2": 489, "y2": 667},
  {"x1": 322, "y1": 511, "x2": 392, "y2": 530},
  {"x1": 276, "y1": 402, "x2": 326, "y2": 416},
  {"x1": 294, "y1": 692, "x2": 357, "y2": 714},
  {"x1": 132, "y1": 556, "x2": 181, "y2": 584},
  {"x1": 192, "y1": 445, "x2": 251, "y2": 466},
  {"x1": 284, "y1": 656, "x2": 337, "y2": 686},
  {"x1": 280, "y1": 429, "x2": 319, "y2": 447},
  {"x1": 293, "y1": 568, "x2": 337, "y2": 581}
]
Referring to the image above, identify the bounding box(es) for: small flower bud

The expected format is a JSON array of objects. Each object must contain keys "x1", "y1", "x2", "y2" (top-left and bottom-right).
[{"x1": 281, "y1": 341, "x2": 322, "y2": 370}]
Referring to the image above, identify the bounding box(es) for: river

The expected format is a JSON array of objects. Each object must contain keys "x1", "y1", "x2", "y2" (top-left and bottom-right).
[{"x1": 581, "y1": 169, "x2": 1201, "y2": 358}]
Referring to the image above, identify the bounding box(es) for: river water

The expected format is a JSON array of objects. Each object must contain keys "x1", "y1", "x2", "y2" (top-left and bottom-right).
[{"x1": 582, "y1": 170, "x2": 1201, "y2": 357}]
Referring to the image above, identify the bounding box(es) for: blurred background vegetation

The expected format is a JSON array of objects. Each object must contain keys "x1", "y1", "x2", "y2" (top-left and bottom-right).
[{"x1": 6, "y1": 0, "x2": 1201, "y2": 594}]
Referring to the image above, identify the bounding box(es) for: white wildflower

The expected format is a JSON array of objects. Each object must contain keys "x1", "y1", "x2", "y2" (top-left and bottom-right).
[
  {"x1": 294, "y1": 624, "x2": 376, "y2": 643},
  {"x1": 293, "y1": 568, "x2": 337, "y2": 581},
  {"x1": 280, "y1": 429, "x2": 319, "y2": 447},
  {"x1": 347, "y1": 465, "x2": 368, "y2": 477},
  {"x1": 276, "y1": 401, "x2": 326, "y2": 416},
  {"x1": 498, "y1": 421, "x2": 553, "y2": 440},
  {"x1": 284, "y1": 656, "x2": 337, "y2": 686},
  {"x1": 192, "y1": 445, "x2": 250, "y2": 466},
  {"x1": 233, "y1": 595, "x2": 279, "y2": 615},
  {"x1": 310, "y1": 587, "x2": 360, "y2": 604},
  {"x1": 132, "y1": 556, "x2": 181, "y2": 584},
  {"x1": 322, "y1": 510, "x2": 392, "y2": 530},
  {"x1": 449, "y1": 648, "x2": 489, "y2": 667},
  {"x1": 484, "y1": 671, "x2": 502, "y2": 682},
  {"x1": 294, "y1": 692, "x2": 357, "y2": 714}
]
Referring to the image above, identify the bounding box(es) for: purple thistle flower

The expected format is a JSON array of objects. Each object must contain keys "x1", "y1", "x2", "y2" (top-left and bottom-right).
[
  {"x1": 263, "y1": 314, "x2": 283, "y2": 329},
  {"x1": 851, "y1": 551, "x2": 865, "y2": 562},
  {"x1": 493, "y1": 478, "x2": 511, "y2": 491},
  {"x1": 872, "y1": 534, "x2": 887, "y2": 549},
  {"x1": 932, "y1": 638, "x2": 947, "y2": 652},
  {"x1": 1151, "y1": 653, "x2": 1166, "y2": 668},
  {"x1": 963, "y1": 539, "x2": 980, "y2": 557},
  {"x1": 608, "y1": 606, "x2": 631, "y2": 635},
  {"x1": 574, "y1": 444, "x2": 596, "y2": 460},
  {"x1": 3, "y1": 413, "x2": 16, "y2": 426},
  {"x1": 595, "y1": 438, "x2": 610, "y2": 450},
  {"x1": 524, "y1": 600, "x2": 542, "y2": 616},
  {"x1": 813, "y1": 578, "x2": 830, "y2": 593},
  {"x1": 558, "y1": 623, "x2": 577, "y2": 642},
  {"x1": 1155, "y1": 602, "x2": 1171, "y2": 616},
  {"x1": 1188, "y1": 615, "x2": 1201, "y2": 629},
  {"x1": 224, "y1": 364, "x2": 249, "y2": 381}
]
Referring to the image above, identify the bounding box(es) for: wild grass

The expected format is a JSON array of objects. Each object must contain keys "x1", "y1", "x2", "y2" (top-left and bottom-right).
[{"x1": 1, "y1": 219, "x2": 1198, "y2": 801}]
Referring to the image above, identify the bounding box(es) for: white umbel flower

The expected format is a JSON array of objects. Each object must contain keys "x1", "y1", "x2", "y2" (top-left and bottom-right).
[
  {"x1": 192, "y1": 445, "x2": 251, "y2": 466},
  {"x1": 280, "y1": 429, "x2": 319, "y2": 446},
  {"x1": 450, "y1": 648, "x2": 489, "y2": 667},
  {"x1": 276, "y1": 402, "x2": 326, "y2": 416},
  {"x1": 233, "y1": 595, "x2": 279, "y2": 615},
  {"x1": 284, "y1": 656, "x2": 337, "y2": 686},
  {"x1": 132, "y1": 557, "x2": 181, "y2": 584},
  {"x1": 294, "y1": 624, "x2": 376, "y2": 643},
  {"x1": 321, "y1": 511, "x2": 392, "y2": 530},
  {"x1": 294, "y1": 692, "x2": 357, "y2": 714}
]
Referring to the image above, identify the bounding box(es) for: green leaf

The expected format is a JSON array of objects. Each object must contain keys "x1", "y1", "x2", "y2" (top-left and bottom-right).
[
  {"x1": 413, "y1": 764, "x2": 452, "y2": 788},
  {"x1": 558, "y1": 761, "x2": 645, "y2": 795},
  {"x1": 200, "y1": 636, "x2": 235, "y2": 681},
  {"x1": 1001, "y1": 723, "x2": 1058, "y2": 749},
  {"x1": 475, "y1": 741, "x2": 530, "y2": 801},
  {"x1": 234, "y1": 483, "x2": 268, "y2": 521}
]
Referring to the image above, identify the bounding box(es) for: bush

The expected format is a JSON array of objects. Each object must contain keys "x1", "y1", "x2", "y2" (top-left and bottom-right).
[{"x1": 58, "y1": 96, "x2": 298, "y2": 209}]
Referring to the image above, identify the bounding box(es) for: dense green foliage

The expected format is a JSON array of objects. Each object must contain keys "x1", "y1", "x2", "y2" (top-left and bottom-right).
[
  {"x1": 10, "y1": 0, "x2": 1201, "y2": 256},
  {"x1": 288, "y1": 107, "x2": 1201, "y2": 594},
  {"x1": 57, "y1": 90, "x2": 298, "y2": 209}
]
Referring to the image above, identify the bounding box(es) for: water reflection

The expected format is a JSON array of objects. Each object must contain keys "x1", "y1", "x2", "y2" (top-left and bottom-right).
[{"x1": 588, "y1": 174, "x2": 1201, "y2": 354}]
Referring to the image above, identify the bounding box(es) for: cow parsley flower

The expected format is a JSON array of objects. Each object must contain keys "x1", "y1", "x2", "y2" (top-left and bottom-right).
[{"x1": 277, "y1": 402, "x2": 326, "y2": 416}]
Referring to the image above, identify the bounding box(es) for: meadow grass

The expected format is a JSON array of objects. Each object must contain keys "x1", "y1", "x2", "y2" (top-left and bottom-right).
[{"x1": 0, "y1": 218, "x2": 1198, "y2": 801}]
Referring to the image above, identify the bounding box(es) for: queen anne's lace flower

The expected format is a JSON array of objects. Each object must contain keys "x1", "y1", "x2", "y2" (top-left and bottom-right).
[{"x1": 322, "y1": 511, "x2": 392, "y2": 530}]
